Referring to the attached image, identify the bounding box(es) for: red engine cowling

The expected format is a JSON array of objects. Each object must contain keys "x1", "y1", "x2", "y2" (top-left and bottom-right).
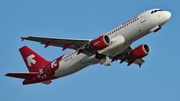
[
  {"x1": 130, "y1": 44, "x2": 150, "y2": 59},
  {"x1": 90, "y1": 35, "x2": 111, "y2": 51}
]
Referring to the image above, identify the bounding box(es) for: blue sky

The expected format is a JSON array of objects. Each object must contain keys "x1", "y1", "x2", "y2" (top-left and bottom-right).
[{"x1": 0, "y1": 0, "x2": 179, "y2": 101}]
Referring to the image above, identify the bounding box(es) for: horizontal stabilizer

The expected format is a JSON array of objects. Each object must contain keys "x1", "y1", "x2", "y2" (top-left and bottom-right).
[{"x1": 5, "y1": 72, "x2": 39, "y2": 79}]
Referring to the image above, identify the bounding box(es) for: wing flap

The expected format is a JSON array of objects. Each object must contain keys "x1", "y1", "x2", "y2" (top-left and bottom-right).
[
  {"x1": 5, "y1": 72, "x2": 39, "y2": 79},
  {"x1": 134, "y1": 59, "x2": 145, "y2": 66}
]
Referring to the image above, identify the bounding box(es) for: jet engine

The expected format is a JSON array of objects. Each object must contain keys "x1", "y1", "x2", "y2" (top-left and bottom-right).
[
  {"x1": 130, "y1": 44, "x2": 150, "y2": 59},
  {"x1": 90, "y1": 35, "x2": 111, "y2": 51}
]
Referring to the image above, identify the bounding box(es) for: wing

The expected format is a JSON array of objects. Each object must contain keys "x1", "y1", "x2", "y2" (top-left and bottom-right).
[
  {"x1": 112, "y1": 46, "x2": 145, "y2": 67},
  {"x1": 21, "y1": 36, "x2": 94, "y2": 56},
  {"x1": 5, "y1": 72, "x2": 39, "y2": 79},
  {"x1": 21, "y1": 36, "x2": 90, "y2": 50}
]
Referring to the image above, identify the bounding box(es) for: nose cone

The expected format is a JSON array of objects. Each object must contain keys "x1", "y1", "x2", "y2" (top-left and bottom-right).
[{"x1": 164, "y1": 11, "x2": 171, "y2": 21}]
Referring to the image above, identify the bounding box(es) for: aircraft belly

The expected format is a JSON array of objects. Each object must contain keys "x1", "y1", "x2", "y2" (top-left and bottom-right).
[{"x1": 108, "y1": 44, "x2": 130, "y2": 57}]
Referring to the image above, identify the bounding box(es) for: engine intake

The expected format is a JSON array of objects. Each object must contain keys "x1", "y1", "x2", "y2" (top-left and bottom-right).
[
  {"x1": 90, "y1": 35, "x2": 111, "y2": 51},
  {"x1": 130, "y1": 44, "x2": 150, "y2": 59}
]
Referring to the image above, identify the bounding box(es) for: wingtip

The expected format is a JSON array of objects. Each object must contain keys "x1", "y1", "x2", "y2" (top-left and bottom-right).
[
  {"x1": 139, "y1": 64, "x2": 142, "y2": 68},
  {"x1": 20, "y1": 37, "x2": 26, "y2": 42},
  {"x1": 44, "y1": 45, "x2": 48, "y2": 48},
  {"x1": 5, "y1": 73, "x2": 10, "y2": 76}
]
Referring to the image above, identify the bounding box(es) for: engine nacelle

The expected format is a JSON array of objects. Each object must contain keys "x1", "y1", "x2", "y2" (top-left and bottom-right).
[
  {"x1": 90, "y1": 35, "x2": 111, "y2": 51},
  {"x1": 130, "y1": 44, "x2": 150, "y2": 59}
]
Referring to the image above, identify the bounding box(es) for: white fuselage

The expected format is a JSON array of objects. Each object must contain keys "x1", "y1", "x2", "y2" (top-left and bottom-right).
[{"x1": 53, "y1": 8, "x2": 171, "y2": 78}]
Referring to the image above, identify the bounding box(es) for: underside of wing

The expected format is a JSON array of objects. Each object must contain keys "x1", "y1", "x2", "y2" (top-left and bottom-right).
[
  {"x1": 5, "y1": 72, "x2": 39, "y2": 79},
  {"x1": 111, "y1": 46, "x2": 146, "y2": 67}
]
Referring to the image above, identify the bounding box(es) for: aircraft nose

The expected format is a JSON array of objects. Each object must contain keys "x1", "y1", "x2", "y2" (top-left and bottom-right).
[{"x1": 164, "y1": 11, "x2": 171, "y2": 21}]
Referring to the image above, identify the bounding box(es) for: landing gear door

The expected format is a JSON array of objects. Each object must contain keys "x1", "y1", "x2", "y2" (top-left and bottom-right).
[{"x1": 140, "y1": 12, "x2": 146, "y2": 23}]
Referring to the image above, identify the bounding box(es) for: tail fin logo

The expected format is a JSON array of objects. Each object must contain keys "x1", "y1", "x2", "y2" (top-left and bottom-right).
[
  {"x1": 27, "y1": 54, "x2": 36, "y2": 67},
  {"x1": 51, "y1": 60, "x2": 57, "y2": 68}
]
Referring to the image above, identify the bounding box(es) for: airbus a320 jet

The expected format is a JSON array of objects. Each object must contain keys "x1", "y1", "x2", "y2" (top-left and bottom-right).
[{"x1": 5, "y1": 8, "x2": 171, "y2": 85}]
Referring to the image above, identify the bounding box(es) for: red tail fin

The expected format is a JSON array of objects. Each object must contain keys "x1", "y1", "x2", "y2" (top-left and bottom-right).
[{"x1": 19, "y1": 46, "x2": 49, "y2": 72}]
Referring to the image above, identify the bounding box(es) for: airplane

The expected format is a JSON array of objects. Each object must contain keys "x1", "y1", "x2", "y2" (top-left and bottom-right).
[{"x1": 5, "y1": 8, "x2": 171, "y2": 85}]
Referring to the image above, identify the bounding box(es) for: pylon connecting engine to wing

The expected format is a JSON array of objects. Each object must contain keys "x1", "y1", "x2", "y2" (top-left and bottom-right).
[
  {"x1": 89, "y1": 35, "x2": 111, "y2": 66},
  {"x1": 76, "y1": 35, "x2": 111, "y2": 55},
  {"x1": 90, "y1": 35, "x2": 111, "y2": 51}
]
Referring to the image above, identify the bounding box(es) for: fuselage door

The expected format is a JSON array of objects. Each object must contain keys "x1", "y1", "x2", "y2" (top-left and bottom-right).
[{"x1": 140, "y1": 12, "x2": 146, "y2": 23}]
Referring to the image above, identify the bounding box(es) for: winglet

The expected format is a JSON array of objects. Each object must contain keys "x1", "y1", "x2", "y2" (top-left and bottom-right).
[
  {"x1": 20, "y1": 37, "x2": 26, "y2": 42},
  {"x1": 138, "y1": 63, "x2": 142, "y2": 68}
]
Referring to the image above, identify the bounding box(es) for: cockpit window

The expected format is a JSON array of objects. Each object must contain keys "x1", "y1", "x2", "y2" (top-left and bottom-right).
[{"x1": 151, "y1": 9, "x2": 163, "y2": 14}]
